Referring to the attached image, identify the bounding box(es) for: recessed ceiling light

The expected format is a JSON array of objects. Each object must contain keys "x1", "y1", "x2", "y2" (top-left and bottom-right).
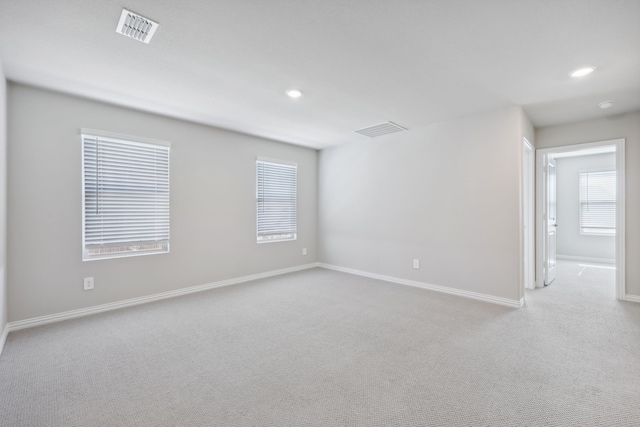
[
  {"x1": 570, "y1": 67, "x2": 595, "y2": 78},
  {"x1": 286, "y1": 89, "x2": 303, "y2": 98},
  {"x1": 598, "y1": 100, "x2": 614, "y2": 109}
]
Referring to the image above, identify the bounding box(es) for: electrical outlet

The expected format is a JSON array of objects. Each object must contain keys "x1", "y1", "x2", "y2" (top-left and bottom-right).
[
  {"x1": 302, "y1": 248, "x2": 307, "y2": 256},
  {"x1": 83, "y1": 277, "x2": 94, "y2": 291},
  {"x1": 413, "y1": 259, "x2": 420, "y2": 269}
]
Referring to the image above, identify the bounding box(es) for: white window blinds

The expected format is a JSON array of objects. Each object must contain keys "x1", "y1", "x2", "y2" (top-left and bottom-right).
[
  {"x1": 256, "y1": 159, "x2": 297, "y2": 243},
  {"x1": 579, "y1": 170, "x2": 616, "y2": 235},
  {"x1": 82, "y1": 131, "x2": 170, "y2": 260}
]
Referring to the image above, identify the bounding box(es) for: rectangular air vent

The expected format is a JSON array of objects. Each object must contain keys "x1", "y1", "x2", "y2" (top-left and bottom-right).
[
  {"x1": 354, "y1": 121, "x2": 407, "y2": 138},
  {"x1": 116, "y1": 9, "x2": 158, "y2": 44}
]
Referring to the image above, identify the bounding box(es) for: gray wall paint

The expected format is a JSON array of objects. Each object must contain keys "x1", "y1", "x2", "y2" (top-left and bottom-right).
[
  {"x1": 555, "y1": 153, "x2": 615, "y2": 261},
  {"x1": 318, "y1": 107, "x2": 524, "y2": 302},
  {"x1": 0, "y1": 63, "x2": 7, "y2": 337},
  {"x1": 536, "y1": 111, "x2": 640, "y2": 297},
  {"x1": 7, "y1": 84, "x2": 317, "y2": 322}
]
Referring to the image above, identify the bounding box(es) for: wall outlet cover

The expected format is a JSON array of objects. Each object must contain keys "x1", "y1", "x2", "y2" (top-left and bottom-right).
[{"x1": 84, "y1": 277, "x2": 94, "y2": 291}]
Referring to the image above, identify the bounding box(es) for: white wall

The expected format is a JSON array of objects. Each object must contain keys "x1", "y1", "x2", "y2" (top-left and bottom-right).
[
  {"x1": 555, "y1": 153, "x2": 616, "y2": 261},
  {"x1": 536, "y1": 111, "x2": 640, "y2": 297},
  {"x1": 318, "y1": 107, "x2": 525, "y2": 302},
  {"x1": 0, "y1": 62, "x2": 7, "y2": 348},
  {"x1": 7, "y1": 84, "x2": 318, "y2": 322}
]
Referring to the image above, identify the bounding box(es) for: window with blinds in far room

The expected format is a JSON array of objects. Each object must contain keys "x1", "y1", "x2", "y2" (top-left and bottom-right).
[
  {"x1": 579, "y1": 170, "x2": 616, "y2": 236},
  {"x1": 256, "y1": 158, "x2": 297, "y2": 243},
  {"x1": 82, "y1": 131, "x2": 170, "y2": 260}
]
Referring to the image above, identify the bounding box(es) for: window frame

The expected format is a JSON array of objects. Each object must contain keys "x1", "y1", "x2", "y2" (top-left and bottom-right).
[
  {"x1": 579, "y1": 168, "x2": 616, "y2": 236},
  {"x1": 256, "y1": 157, "x2": 298, "y2": 244},
  {"x1": 81, "y1": 129, "x2": 171, "y2": 261}
]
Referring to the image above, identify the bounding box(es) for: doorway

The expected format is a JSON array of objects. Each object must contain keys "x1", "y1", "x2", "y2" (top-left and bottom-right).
[{"x1": 535, "y1": 139, "x2": 625, "y2": 300}]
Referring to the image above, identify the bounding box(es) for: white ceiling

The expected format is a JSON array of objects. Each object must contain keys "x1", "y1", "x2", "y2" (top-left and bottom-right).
[{"x1": 1, "y1": 0, "x2": 639, "y2": 149}]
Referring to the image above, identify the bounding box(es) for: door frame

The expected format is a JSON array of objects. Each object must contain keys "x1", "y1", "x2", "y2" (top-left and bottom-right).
[
  {"x1": 545, "y1": 156, "x2": 558, "y2": 285},
  {"x1": 535, "y1": 138, "x2": 625, "y2": 299},
  {"x1": 522, "y1": 138, "x2": 535, "y2": 290}
]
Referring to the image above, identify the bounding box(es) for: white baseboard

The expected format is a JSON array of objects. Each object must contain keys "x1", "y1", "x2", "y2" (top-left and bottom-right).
[
  {"x1": 318, "y1": 263, "x2": 523, "y2": 308},
  {"x1": 7, "y1": 263, "x2": 320, "y2": 332},
  {"x1": 625, "y1": 294, "x2": 640, "y2": 303},
  {"x1": 556, "y1": 255, "x2": 615, "y2": 264},
  {"x1": 0, "y1": 324, "x2": 8, "y2": 357}
]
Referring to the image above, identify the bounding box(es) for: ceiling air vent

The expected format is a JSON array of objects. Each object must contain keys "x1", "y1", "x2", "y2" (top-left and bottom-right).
[
  {"x1": 116, "y1": 9, "x2": 158, "y2": 44},
  {"x1": 354, "y1": 121, "x2": 407, "y2": 138}
]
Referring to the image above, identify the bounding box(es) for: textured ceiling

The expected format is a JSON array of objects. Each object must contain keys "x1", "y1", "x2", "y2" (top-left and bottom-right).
[{"x1": 1, "y1": 0, "x2": 639, "y2": 149}]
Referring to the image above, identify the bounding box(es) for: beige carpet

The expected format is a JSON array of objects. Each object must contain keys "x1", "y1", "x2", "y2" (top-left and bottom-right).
[{"x1": 0, "y1": 260, "x2": 639, "y2": 426}]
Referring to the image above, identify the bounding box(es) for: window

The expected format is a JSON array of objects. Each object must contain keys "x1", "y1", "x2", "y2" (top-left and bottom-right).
[
  {"x1": 579, "y1": 170, "x2": 616, "y2": 235},
  {"x1": 82, "y1": 130, "x2": 170, "y2": 260},
  {"x1": 256, "y1": 158, "x2": 297, "y2": 243}
]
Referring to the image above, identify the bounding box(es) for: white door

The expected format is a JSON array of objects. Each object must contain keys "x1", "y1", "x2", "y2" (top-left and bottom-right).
[{"x1": 545, "y1": 157, "x2": 557, "y2": 285}]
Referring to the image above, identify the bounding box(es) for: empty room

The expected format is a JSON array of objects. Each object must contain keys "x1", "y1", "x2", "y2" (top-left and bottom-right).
[{"x1": 0, "y1": 1, "x2": 639, "y2": 426}]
